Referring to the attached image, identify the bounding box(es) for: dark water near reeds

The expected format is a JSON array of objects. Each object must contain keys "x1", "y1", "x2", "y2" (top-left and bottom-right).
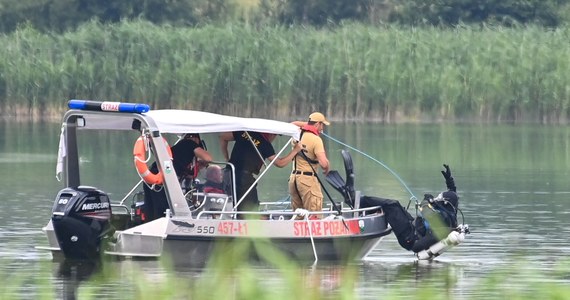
[{"x1": 1, "y1": 119, "x2": 569, "y2": 299}]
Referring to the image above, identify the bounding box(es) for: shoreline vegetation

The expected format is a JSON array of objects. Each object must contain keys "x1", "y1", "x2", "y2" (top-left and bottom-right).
[{"x1": 1, "y1": 21, "x2": 569, "y2": 124}]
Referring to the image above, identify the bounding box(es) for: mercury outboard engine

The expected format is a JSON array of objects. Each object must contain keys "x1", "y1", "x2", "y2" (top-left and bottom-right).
[{"x1": 51, "y1": 186, "x2": 112, "y2": 260}]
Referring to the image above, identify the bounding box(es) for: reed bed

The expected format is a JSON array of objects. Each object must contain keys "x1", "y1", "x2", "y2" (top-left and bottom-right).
[{"x1": 0, "y1": 21, "x2": 569, "y2": 123}]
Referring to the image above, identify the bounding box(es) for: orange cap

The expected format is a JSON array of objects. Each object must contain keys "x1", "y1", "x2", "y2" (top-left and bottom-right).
[{"x1": 308, "y1": 112, "x2": 330, "y2": 125}]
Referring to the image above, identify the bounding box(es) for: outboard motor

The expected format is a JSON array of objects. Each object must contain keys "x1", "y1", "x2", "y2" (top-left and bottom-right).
[{"x1": 51, "y1": 186, "x2": 112, "y2": 260}]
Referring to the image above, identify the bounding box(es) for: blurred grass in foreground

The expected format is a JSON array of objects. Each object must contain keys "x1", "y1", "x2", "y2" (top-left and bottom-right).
[{"x1": 1, "y1": 241, "x2": 570, "y2": 299}]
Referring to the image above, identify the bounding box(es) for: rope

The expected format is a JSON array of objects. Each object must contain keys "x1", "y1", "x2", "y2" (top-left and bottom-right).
[
  {"x1": 133, "y1": 134, "x2": 153, "y2": 164},
  {"x1": 133, "y1": 133, "x2": 161, "y2": 191},
  {"x1": 307, "y1": 216, "x2": 318, "y2": 264},
  {"x1": 119, "y1": 180, "x2": 143, "y2": 205},
  {"x1": 295, "y1": 209, "x2": 318, "y2": 264}
]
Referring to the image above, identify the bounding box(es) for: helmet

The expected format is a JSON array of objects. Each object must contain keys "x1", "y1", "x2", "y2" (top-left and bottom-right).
[{"x1": 436, "y1": 191, "x2": 458, "y2": 208}]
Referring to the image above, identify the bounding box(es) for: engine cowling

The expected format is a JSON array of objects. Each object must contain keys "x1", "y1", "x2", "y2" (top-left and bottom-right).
[{"x1": 51, "y1": 186, "x2": 112, "y2": 260}]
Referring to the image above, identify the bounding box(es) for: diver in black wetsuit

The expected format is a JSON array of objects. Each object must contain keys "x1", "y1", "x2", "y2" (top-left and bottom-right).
[{"x1": 361, "y1": 164, "x2": 460, "y2": 253}]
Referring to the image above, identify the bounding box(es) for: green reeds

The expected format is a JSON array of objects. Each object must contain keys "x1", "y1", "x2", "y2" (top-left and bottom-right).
[
  {"x1": 3, "y1": 248, "x2": 570, "y2": 299},
  {"x1": 1, "y1": 21, "x2": 569, "y2": 123}
]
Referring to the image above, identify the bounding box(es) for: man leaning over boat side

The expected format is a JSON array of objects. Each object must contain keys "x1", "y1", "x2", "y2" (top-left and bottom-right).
[
  {"x1": 143, "y1": 133, "x2": 213, "y2": 221},
  {"x1": 219, "y1": 131, "x2": 302, "y2": 217},
  {"x1": 289, "y1": 112, "x2": 331, "y2": 219}
]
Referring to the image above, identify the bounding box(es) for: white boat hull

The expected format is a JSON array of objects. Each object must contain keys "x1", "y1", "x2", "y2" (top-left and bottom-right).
[{"x1": 42, "y1": 213, "x2": 391, "y2": 265}]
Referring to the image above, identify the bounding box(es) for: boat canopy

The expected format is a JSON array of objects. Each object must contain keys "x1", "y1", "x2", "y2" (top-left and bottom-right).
[
  {"x1": 57, "y1": 108, "x2": 301, "y2": 181},
  {"x1": 67, "y1": 109, "x2": 301, "y2": 141},
  {"x1": 145, "y1": 110, "x2": 301, "y2": 140}
]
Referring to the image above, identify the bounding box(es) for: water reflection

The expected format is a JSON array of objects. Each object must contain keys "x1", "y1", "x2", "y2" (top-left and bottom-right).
[
  {"x1": 394, "y1": 261, "x2": 451, "y2": 282},
  {"x1": 192, "y1": 262, "x2": 359, "y2": 298},
  {"x1": 55, "y1": 261, "x2": 100, "y2": 300}
]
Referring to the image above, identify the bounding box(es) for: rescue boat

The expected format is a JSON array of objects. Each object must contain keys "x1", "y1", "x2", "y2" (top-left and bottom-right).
[{"x1": 38, "y1": 100, "x2": 393, "y2": 265}]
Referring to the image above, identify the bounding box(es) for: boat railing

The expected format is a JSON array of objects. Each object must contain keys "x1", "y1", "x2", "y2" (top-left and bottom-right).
[
  {"x1": 195, "y1": 205, "x2": 383, "y2": 220},
  {"x1": 110, "y1": 204, "x2": 131, "y2": 230},
  {"x1": 259, "y1": 200, "x2": 291, "y2": 210},
  {"x1": 119, "y1": 180, "x2": 144, "y2": 206},
  {"x1": 111, "y1": 204, "x2": 130, "y2": 214},
  {"x1": 259, "y1": 200, "x2": 347, "y2": 211}
]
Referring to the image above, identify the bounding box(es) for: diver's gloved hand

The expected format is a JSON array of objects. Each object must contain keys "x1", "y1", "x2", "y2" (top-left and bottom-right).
[
  {"x1": 441, "y1": 164, "x2": 452, "y2": 180},
  {"x1": 423, "y1": 194, "x2": 434, "y2": 203},
  {"x1": 441, "y1": 164, "x2": 457, "y2": 192}
]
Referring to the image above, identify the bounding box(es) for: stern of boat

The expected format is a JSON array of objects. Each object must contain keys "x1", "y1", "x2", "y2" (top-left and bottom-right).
[
  {"x1": 106, "y1": 217, "x2": 168, "y2": 258},
  {"x1": 36, "y1": 220, "x2": 65, "y2": 261}
]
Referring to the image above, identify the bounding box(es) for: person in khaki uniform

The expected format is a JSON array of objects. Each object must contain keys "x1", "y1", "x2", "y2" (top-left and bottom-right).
[{"x1": 289, "y1": 112, "x2": 331, "y2": 218}]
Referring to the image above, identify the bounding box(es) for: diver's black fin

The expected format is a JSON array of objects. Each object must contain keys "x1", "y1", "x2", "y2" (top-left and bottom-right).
[
  {"x1": 341, "y1": 149, "x2": 354, "y2": 184},
  {"x1": 323, "y1": 149, "x2": 357, "y2": 208},
  {"x1": 341, "y1": 150, "x2": 356, "y2": 206},
  {"x1": 326, "y1": 171, "x2": 353, "y2": 208},
  {"x1": 326, "y1": 170, "x2": 346, "y2": 194}
]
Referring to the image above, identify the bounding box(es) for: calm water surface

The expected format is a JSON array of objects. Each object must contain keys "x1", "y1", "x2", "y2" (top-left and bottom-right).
[{"x1": 1, "y1": 120, "x2": 569, "y2": 299}]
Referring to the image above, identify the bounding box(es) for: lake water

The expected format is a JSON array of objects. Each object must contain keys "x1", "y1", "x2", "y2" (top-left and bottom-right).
[{"x1": 1, "y1": 119, "x2": 569, "y2": 299}]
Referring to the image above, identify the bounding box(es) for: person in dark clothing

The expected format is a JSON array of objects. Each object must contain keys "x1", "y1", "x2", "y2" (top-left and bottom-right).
[
  {"x1": 143, "y1": 133, "x2": 212, "y2": 221},
  {"x1": 171, "y1": 134, "x2": 212, "y2": 181},
  {"x1": 409, "y1": 164, "x2": 459, "y2": 252},
  {"x1": 360, "y1": 164, "x2": 460, "y2": 253},
  {"x1": 219, "y1": 131, "x2": 301, "y2": 214}
]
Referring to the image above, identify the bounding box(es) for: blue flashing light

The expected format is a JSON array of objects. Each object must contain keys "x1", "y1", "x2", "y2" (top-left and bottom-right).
[
  {"x1": 118, "y1": 103, "x2": 151, "y2": 113},
  {"x1": 68, "y1": 100, "x2": 150, "y2": 113},
  {"x1": 68, "y1": 100, "x2": 87, "y2": 110}
]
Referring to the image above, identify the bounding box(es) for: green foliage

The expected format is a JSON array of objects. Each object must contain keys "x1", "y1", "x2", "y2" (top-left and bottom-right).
[
  {"x1": 275, "y1": 0, "x2": 371, "y2": 26},
  {"x1": 0, "y1": 0, "x2": 236, "y2": 33},
  {"x1": 1, "y1": 0, "x2": 569, "y2": 34},
  {"x1": 1, "y1": 22, "x2": 570, "y2": 123},
  {"x1": 390, "y1": 0, "x2": 566, "y2": 27}
]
